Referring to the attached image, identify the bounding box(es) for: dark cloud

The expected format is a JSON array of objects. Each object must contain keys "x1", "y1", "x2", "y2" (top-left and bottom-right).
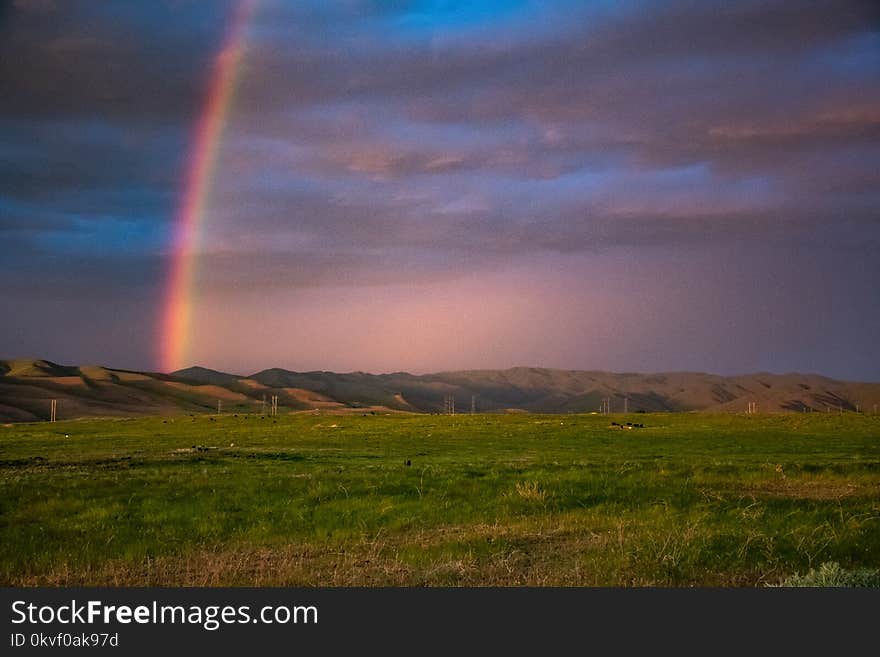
[{"x1": 0, "y1": 0, "x2": 230, "y2": 123}]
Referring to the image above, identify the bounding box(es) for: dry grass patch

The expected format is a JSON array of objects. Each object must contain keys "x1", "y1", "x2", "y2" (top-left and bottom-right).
[
  {"x1": 512, "y1": 481, "x2": 550, "y2": 504},
  {"x1": 8, "y1": 522, "x2": 614, "y2": 587},
  {"x1": 740, "y1": 480, "x2": 878, "y2": 500}
]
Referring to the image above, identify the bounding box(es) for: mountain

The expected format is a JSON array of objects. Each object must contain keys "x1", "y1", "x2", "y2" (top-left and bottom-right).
[
  {"x1": 247, "y1": 366, "x2": 880, "y2": 415},
  {"x1": 172, "y1": 366, "x2": 244, "y2": 386},
  {"x1": 0, "y1": 359, "x2": 878, "y2": 422}
]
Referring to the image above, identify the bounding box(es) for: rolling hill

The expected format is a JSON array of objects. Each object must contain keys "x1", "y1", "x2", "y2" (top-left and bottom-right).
[{"x1": 0, "y1": 359, "x2": 878, "y2": 422}]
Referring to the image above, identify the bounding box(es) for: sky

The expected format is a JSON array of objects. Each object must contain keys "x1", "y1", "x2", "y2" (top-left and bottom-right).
[{"x1": 1, "y1": 0, "x2": 878, "y2": 379}]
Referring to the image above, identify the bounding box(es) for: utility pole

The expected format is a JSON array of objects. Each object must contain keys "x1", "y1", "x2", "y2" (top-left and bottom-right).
[
  {"x1": 217, "y1": 399, "x2": 222, "y2": 414},
  {"x1": 50, "y1": 399, "x2": 57, "y2": 423},
  {"x1": 443, "y1": 396, "x2": 456, "y2": 416}
]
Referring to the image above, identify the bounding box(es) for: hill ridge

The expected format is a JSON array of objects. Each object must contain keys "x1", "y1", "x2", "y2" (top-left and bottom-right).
[{"x1": 1, "y1": 358, "x2": 878, "y2": 422}]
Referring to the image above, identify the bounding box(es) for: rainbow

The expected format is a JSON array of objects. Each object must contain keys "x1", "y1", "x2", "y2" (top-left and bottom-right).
[{"x1": 160, "y1": 0, "x2": 257, "y2": 373}]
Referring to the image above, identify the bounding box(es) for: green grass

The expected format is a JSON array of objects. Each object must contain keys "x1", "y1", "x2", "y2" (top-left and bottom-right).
[{"x1": 1, "y1": 412, "x2": 878, "y2": 586}]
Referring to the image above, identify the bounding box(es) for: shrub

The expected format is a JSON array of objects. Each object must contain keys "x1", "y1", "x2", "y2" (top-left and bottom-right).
[{"x1": 774, "y1": 562, "x2": 880, "y2": 587}]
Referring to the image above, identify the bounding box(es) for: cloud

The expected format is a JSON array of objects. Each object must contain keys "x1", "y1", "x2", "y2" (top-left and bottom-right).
[
  {"x1": 0, "y1": 0, "x2": 878, "y2": 375},
  {"x1": 202, "y1": 0, "x2": 879, "y2": 258}
]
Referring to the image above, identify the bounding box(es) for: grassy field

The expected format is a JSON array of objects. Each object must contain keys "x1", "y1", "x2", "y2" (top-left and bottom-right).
[{"x1": 1, "y1": 412, "x2": 878, "y2": 586}]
